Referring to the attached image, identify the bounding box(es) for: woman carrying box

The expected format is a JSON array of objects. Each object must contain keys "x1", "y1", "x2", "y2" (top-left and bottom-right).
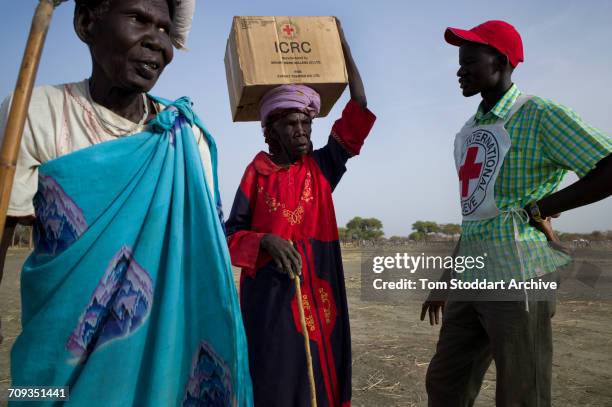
[{"x1": 226, "y1": 20, "x2": 376, "y2": 407}]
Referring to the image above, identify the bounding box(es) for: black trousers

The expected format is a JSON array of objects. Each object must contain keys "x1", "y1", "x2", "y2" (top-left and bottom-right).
[{"x1": 426, "y1": 300, "x2": 555, "y2": 407}]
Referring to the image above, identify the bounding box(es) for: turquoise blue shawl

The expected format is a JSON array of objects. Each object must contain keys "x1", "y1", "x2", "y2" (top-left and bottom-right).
[{"x1": 10, "y1": 97, "x2": 253, "y2": 406}]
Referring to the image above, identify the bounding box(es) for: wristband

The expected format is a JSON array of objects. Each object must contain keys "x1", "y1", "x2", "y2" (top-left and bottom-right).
[{"x1": 526, "y1": 201, "x2": 545, "y2": 223}]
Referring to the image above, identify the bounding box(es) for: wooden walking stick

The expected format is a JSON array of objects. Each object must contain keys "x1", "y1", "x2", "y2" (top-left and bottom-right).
[
  {"x1": 0, "y1": 0, "x2": 67, "y2": 234},
  {"x1": 293, "y1": 273, "x2": 318, "y2": 407}
]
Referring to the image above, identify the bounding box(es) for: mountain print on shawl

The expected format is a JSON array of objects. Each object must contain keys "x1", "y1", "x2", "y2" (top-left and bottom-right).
[
  {"x1": 33, "y1": 175, "x2": 88, "y2": 256},
  {"x1": 66, "y1": 245, "x2": 153, "y2": 362},
  {"x1": 182, "y1": 341, "x2": 233, "y2": 407}
]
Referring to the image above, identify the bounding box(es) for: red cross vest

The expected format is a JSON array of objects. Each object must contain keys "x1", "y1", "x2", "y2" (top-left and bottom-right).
[{"x1": 454, "y1": 95, "x2": 532, "y2": 221}]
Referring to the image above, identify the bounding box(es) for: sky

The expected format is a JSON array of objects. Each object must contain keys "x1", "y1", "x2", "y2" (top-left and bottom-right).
[{"x1": 1, "y1": 0, "x2": 611, "y2": 236}]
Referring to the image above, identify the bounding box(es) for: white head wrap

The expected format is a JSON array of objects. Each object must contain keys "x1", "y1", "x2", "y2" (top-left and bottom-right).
[{"x1": 171, "y1": 0, "x2": 196, "y2": 50}]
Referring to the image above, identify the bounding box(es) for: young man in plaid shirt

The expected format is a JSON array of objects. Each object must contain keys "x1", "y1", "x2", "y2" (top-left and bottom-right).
[{"x1": 421, "y1": 20, "x2": 612, "y2": 406}]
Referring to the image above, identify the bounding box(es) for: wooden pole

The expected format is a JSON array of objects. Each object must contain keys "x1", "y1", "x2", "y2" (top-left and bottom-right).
[
  {"x1": 0, "y1": 0, "x2": 65, "y2": 234},
  {"x1": 293, "y1": 275, "x2": 318, "y2": 407}
]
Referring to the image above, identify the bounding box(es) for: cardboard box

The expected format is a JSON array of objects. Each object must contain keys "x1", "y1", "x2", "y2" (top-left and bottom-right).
[{"x1": 225, "y1": 16, "x2": 348, "y2": 122}]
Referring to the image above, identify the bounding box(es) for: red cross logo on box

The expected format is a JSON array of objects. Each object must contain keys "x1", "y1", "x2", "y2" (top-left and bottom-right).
[{"x1": 280, "y1": 23, "x2": 297, "y2": 38}]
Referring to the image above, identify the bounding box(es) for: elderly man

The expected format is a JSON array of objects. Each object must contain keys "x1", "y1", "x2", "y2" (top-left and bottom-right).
[
  {"x1": 0, "y1": 1, "x2": 252, "y2": 405},
  {"x1": 225, "y1": 21, "x2": 376, "y2": 407}
]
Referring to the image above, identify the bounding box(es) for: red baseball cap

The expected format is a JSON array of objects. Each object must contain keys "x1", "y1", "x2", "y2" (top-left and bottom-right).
[{"x1": 444, "y1": 20, "x2": 524, "y2": 67}]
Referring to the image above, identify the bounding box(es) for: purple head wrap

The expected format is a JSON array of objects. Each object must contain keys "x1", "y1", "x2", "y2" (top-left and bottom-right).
[{"x1": 259, "y1": 85, "x2": 321, "y2": 128}]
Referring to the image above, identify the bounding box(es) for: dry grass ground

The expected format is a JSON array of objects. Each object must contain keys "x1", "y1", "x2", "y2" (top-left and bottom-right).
[{"x1": 1, "y1": 247, "x2": 611, "y2": 406}]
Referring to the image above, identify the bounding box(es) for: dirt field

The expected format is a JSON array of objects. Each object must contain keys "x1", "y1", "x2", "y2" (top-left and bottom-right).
[{"x1": 1, "y1": 247, "x2": 611, "y2": 406}]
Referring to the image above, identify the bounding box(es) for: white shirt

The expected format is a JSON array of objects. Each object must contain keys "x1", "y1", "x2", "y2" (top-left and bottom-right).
[{"x1": 0, "y1": 80, "x2": 214, "y2": 217}]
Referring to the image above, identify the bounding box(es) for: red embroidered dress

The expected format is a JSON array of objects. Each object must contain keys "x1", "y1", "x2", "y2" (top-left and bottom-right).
[{"x1": 226, "y1": 100, "x2": 376, "y2": 407}]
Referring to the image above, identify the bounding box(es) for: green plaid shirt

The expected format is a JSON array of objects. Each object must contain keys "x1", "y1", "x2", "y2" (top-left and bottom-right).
[{"x1": 458, "y1": 84, "x2": 612, "y2": 281}]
